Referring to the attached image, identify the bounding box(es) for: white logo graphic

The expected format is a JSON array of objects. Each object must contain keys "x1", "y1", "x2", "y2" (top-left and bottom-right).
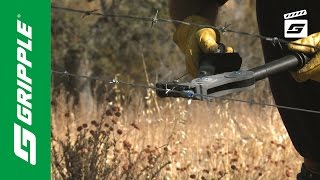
[
  {"x1": 14, "y1": 124, "x2": 36, "y2": 165},
  {"x1": 284, "y1": 10, "x2": 308, "y2": 38},
  {"x1": 15, "y1": 18, "x2": 37, "y2": 166}
]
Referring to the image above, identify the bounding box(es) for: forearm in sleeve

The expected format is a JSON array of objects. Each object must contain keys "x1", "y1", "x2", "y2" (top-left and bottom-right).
[{"x1": 169, "y1": 0, "x2": 224, "y2": 23}]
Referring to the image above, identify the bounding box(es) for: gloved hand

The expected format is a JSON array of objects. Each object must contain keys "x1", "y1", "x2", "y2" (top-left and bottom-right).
[
  {"x1": 288, "y1": 32, "x2": 320, "y2": 82},
  {"x1": 173, "y1": 16, "x2": 233, "y2": 77}
]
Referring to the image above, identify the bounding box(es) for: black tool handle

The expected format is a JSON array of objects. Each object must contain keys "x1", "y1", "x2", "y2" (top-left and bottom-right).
[
  {"x1": 250, "y1": 53, "x2": 310, "y2": 81},
  {"x1": 198, "y1": 43, "x2": 242, "y2": 77}
]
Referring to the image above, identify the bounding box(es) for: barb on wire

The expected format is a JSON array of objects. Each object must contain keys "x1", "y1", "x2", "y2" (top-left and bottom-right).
[
  {"x1": 151, "y1": 10, "x2": 159, "y2": 28},
  {"x1": 270, "y1": 37, "x2": 283, "y2": 51},
  {"x1": 220, "y1": 22, "x2": 232, "y2": 35},
  {"x1": 109, "y1": 79, "x2": 119, "y2": 84},
  {"x1": 51, "y1": 5, "x2": 320, "y2": 51},
  {"x1": 51, "y1": 70, "x2": 320, "y2": 115},
  {"x1": 62, "y1": 70, "x2": 70, "y2": 81},
  {"x1": 82, "y1": 9, "x2": 99, "y2": 18}
]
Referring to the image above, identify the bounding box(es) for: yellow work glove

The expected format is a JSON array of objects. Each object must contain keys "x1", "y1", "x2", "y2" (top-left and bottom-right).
[
  {"x1": 288, "y1": 32, "x2": 320, "y2": 82},
  {"x1": 173, "y1": 16, "x2": 233, "y2": 77}
]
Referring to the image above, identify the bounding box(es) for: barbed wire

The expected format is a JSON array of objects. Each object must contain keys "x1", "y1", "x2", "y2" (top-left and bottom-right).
[
  {"x1": 51, "y1": 70, "x2": 320, "y2": 115},
  {"x1": 51, "y1": 5, "x2": 320, "y2": 51}
]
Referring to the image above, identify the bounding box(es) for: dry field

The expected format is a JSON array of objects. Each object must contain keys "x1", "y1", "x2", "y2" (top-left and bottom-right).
[{"x1": 51, "y1": 83, "x2": 302, "y2": 180}]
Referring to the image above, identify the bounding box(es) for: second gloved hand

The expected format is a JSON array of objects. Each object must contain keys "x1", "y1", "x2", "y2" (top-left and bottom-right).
[
  {"x1": 288, "y1": 32, "x2": 320, "y2": 82},
  {"x1": 173, "y1": 16, "x2": 233, "y2": 77}
]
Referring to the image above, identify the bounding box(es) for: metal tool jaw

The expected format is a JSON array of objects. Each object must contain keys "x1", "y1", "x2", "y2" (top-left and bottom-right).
[
  {"x1": 156, "y1": 51, "x2": 250, "y2": 101},
  {"x1": 156, "y1": 70, "x2": 255, "y2": 101},
  {"x1": 192, "y1": 70, "x2": 255, "y2": 100},
  {"x1": 156, "y1": 51, "x2": 309, "y2": 101}
]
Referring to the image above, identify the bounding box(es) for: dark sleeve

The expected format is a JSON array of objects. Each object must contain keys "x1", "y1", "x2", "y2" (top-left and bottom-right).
[{"x1": 217, "y1": 0, "x2": 228, "y2": 6}]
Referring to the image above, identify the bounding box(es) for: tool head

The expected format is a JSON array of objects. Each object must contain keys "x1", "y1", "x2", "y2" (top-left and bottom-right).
[{"x1": 198, "y1": 52, "x2": 242, "y2": 77}]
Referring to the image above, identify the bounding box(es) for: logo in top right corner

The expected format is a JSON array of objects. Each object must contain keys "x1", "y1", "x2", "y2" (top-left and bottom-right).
[{"x1": 284, "y1": 9, "x2": 308, "y2": 38}]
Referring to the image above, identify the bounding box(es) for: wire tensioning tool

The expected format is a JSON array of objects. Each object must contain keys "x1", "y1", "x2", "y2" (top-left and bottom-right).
[{"x1": 156, "y1": 43, "x2": 310, "y2": 100}]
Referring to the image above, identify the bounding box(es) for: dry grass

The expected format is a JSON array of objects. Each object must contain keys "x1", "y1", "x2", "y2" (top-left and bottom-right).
[{"x1": 51, "y1": 83, "x2": 302, "y2": 180}]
